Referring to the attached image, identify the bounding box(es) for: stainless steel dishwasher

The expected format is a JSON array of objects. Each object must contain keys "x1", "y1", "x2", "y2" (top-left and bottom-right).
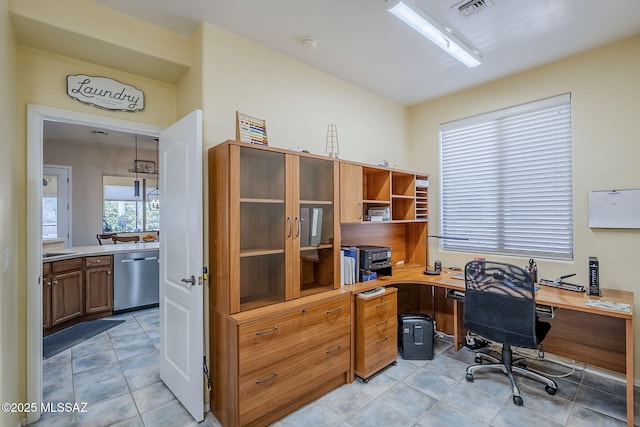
[{"x1": 113, "y1": 250, "x2": 159, "y2": 312}]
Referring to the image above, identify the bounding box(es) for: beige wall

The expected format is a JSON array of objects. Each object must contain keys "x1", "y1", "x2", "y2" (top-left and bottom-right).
[
  {"x1": 0, "y1": 0, "x2": 20, "y2": 424},
  {"x1": 44, "y1": 140, "x2": 158, "y2": 246},
  {"x1": 199, "y1": 24, "x2": 410, "y2": 168},
  {"x1": 409, "y1": 35, "x2": 640, "y2": 372}
]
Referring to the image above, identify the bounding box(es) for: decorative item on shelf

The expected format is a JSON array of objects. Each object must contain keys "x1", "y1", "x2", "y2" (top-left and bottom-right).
[
  {"x1": 325, "y1": 122, "x2": 339, "y2": 158},
  {"x1": 236, "y1": 111, "x2": 268, "y2": 145}
]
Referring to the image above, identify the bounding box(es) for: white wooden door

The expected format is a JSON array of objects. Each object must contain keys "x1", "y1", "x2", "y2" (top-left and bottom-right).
[{"x1": 158, "y1": 110, "x2": 204, "y2": 421}]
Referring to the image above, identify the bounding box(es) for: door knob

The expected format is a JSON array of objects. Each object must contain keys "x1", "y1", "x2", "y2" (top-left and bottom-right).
[{"x1": 181, "y1": 275, "x2": 196, "y2": 287}]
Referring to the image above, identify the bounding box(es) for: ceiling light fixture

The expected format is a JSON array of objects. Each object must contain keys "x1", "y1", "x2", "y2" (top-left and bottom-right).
[{"x1": 386, "y1": 0, "x2": 482, "y2": 67}]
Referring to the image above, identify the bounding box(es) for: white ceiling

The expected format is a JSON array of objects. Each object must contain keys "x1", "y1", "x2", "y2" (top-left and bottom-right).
[{"x1": 90, "y1": 0, "x2": 640, "y2": 106}]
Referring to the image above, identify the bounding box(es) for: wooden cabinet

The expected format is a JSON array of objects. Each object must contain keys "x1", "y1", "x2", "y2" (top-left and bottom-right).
[
  {"x1": 44, "y1": 255, "x2": 114, "y2": 333},
  {"x1": 85, "y1": 255, "x2": 113, "y2": 314},
  {"x1": 340, "y1": 163, "x2": 429, "y2": 223},
  {"x1": 209, "y1": 141, "x2": 340, "y2": 314},
  {"x1": 213, "y1": 291, "x2": 351, "y2": 427},
  {"x1": 43, "y1": 262, "x2": 52, "y2": 329},
  {"x1": 339, "y1": 163, "x2": 362, "y2": 222},
  {"x1": 50, "y1": 258, "x2": 83, "y2": 326},
  {"x1": 355, "y1": 287, "x2": 398, "y2": 381}
]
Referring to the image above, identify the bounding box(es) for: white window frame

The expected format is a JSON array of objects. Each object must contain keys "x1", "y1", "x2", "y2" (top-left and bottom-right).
[{"x1": 439, "y1": 93, "x2": 573, "y2": 260}]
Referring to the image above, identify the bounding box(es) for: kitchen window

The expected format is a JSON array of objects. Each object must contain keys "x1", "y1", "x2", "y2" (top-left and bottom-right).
[{"x1": 103, "y1": 175, "x2": 159, "y2": 232}]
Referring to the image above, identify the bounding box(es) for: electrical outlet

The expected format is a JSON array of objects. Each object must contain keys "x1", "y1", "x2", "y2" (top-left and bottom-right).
[{"x1": 3, "y1": 248, "x2": 9, "y2": 273}]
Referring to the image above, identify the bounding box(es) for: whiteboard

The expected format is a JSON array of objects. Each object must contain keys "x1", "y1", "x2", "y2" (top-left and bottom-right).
[{"x1": 588, "y1": 189, "x2": 640, "y2": 229}]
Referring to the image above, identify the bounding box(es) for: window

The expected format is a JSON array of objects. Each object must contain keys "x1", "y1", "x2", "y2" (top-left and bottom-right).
[
  {"x1": 440, "y1": 94, "x2": 573, "y2": 260},
  {"x1": 103, "y1": 175, "x2": 159, "y2": 233}
]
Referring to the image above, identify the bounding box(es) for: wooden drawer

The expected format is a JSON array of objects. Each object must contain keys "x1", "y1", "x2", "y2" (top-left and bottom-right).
[
  {"x1": 238, "y1": 294, "x2": 350, "y2": 375},
  {"x1": 360, "y1": 290, "x2": 396, "y2": 319},
  {"x1": 52, "y1": 257, "x2": 82, "y2": 273},
  {"x1": 85, "y1": 255, "x2": 111, "y2": 268},
  {"x1": 355, "y1": 287, "x2": 398, "y2": 379},
  {"x1": 238, "y1": 333, "x2": 350, "y2": 426}
]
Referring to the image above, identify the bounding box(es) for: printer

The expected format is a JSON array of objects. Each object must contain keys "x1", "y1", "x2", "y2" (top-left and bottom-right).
[{"x1": 358, "y1": 245, "x2": 392, "y2": 278}]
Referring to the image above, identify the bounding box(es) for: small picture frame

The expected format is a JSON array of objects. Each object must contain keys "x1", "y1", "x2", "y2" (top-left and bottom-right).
[{"x1": 134, "y1": 159, "x2": 156, "y2": 174}]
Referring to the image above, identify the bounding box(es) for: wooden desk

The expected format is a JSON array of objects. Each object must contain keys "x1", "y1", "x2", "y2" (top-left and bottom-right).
[{"x1": 345, "y1": 266, "x2": 634, "y2": 426}]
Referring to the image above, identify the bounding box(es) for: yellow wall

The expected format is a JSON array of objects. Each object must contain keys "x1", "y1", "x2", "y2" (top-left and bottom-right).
[
  {"x1": 198, "y1": 24, "x2": 410, "y2": 167},
  {"x1": 409, "y1": 34, "x2": 640, "y2": 372},
  {"x1": 0, "y1": 0, "x2": 20, "y2": 424}
]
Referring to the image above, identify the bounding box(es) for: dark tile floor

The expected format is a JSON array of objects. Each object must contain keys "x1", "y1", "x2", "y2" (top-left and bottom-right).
[{"x1": 34, "y1": 307, "x2": 636, "y2": 426}]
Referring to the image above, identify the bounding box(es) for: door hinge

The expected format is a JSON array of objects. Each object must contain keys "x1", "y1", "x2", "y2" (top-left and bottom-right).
[
  {"x1": 202, "y1": 266, "x2": 208, "y2": 280},
  {"x1": 203, "y1": 355, "x2": 212, "y2": 391}
]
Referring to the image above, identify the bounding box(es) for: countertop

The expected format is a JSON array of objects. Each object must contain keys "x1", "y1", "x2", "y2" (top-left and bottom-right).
[{"x1": 43, "y1": 242, "x2": 159, "y2": 262}]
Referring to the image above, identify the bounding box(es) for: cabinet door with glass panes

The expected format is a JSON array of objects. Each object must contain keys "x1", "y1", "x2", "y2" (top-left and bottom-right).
[
  {"x1": 234, "y1": 145, "x2": 291, "y2": 312},
  {"x1": 294, "y1": 156, "x2": 339, "y2": 299}
]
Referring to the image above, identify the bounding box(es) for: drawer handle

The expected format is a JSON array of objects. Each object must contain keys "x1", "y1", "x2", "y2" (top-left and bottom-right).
[
  {"x1": 255, "y1": 372, "x2": 278, "y2": 384},
  {"x1": 376, "y1": 336, "x2": 389, "y2": 344},
  {"x1": 326, "y1": 345, "x2": 342, "y2": 354},
  {"x1": 325, "y1": 306, "x2": 342, "y2": 314},
  {"x1": 255, "y1": 325, "x2": 278, "y2": 335},
  {"x1": 376, "y1": 302, "x2": 388, "y2": 308},
  {"x1": 376, "y1": 319, "x2": 388, "y2": 326}
]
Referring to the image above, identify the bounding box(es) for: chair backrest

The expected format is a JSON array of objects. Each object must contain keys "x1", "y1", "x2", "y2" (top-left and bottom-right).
[
  {"x1": 112, "y1": 235, "x2": 140, "y2": 244},
  {"x1": 463, "y1": 260, "x2": 538, "y2": 348},
  {"x1": 97, "y1": 233, "x2": 116, "y2": 245}
]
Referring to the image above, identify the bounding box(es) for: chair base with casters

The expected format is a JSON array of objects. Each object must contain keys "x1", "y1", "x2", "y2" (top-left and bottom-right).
[{"x1": 465, "y1": 344, "x2": 558, "y2": 406}]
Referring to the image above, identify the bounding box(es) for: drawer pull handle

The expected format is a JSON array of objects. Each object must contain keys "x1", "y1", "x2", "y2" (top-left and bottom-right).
[
  {"x1": 326, "y1": 306, "x2": 342, "y2": 314},
  {"x1": 376, "y1": 302, "x2": 388, "y2": 308},
  {"x1": 255, "y1": 326, "x2": 278, "y2": 335},
  {"x1": 376, "y1": 319, "x2": 388, "y2": 326},
  {"x1": 376, "y1": 336, "x2": 389, "y2": 344},
  {"x1": 255, "y1": 372, "x2": 278, "y2": 384},
  {"x1": 326, "y1": 345, "x2": 342, "y2": 354}
]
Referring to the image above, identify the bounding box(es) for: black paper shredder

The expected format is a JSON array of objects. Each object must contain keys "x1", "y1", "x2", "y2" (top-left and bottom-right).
[{"x1": 398, "y1": 314, "x2": 434, "y2": 360}]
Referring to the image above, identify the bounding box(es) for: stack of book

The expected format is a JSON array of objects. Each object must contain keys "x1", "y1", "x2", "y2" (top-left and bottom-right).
[{"x1": 340, "y1": 246, "x2": 359, "y2": 285}]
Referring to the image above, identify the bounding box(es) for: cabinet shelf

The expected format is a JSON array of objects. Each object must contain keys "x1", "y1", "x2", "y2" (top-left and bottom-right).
[
  {"x1": 300, "y1": 243, "x2": 333, "y2": 252},
  {"x1": 300, "y1": 200, "x2": 333, "y2": 205},
  {"x1": 240, "y1": 248, "x2": 285, "y2": 257},
  {"x1": 363, "y1": 199, "x2": 390, "y2": 204},
  {"x1": 240, "y1": 198, "x2": 285, "y2": 204},
  {"x1": 392, "y1": 195, "x2": 414, "y2": 200}
]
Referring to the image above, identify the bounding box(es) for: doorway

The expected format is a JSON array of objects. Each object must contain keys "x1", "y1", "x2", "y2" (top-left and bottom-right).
[
  {"x1": 42, "y1": 165, "x2": 71, "y2": 248},
  {"x1": 27, "y1": 105, "x2": 163, "y2": 424}
]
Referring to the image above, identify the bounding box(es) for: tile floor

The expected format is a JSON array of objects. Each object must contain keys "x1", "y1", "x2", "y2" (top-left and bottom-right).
[{"x1": 35, "y1": 307, "x2": 637, "y2": 427}]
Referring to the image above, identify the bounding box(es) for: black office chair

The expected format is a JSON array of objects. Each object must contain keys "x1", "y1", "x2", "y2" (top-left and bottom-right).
[{"x1": 463, "y1": 260, "x2": 558, "y2": 406}]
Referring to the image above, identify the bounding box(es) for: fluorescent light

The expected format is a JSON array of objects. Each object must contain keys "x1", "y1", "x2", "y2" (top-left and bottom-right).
[{"x1": 387, "y1": 0, "x2": 482, "y2": 68}]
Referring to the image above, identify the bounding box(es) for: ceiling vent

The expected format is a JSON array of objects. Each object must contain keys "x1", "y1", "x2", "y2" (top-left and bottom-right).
[{"x1": 455, "y1": 0, "x2": 493, "y2": 18}]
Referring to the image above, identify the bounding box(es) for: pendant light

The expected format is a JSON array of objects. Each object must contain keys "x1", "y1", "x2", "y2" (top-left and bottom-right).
[{"x1": 134, "y1": 134, "x2": 140, "y2": 197}]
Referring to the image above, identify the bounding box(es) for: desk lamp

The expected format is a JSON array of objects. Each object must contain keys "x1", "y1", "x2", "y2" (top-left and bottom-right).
[{"x1": 424, "y1": 235, "x2": 469, "y2": 275}]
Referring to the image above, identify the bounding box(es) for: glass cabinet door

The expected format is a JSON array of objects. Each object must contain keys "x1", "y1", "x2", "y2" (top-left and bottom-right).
[
  {"x1": 297, "y1": 157, "x2": 336, "y2": 297},
  {"x1": 238, "y1": 147, "x2": 286, "y2": 311}
]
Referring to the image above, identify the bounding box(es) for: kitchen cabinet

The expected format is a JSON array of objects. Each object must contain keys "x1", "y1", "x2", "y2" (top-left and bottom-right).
[
  {"x1": 43, "y1": 262, "x2": 52, "y2": 329},
  {"x1": 355, "y1": 287, "x2": 398, "y2": 381},
  {"x1": 84, "y1": 255, "x2": 113, "y2": 314},
  {"x1": 50, "y1": 258, "x2": 83, "y2": 326}
]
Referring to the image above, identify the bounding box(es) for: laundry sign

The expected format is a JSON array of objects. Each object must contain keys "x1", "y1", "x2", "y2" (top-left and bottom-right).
[{"x1": 66, "y1": 74, "x2": 144, "y2": 112}]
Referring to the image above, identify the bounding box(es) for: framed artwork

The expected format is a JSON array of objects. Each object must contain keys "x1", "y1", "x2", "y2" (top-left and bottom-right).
[{"x1": 134, "y1": 159, "x2": 156, "y2": 174}]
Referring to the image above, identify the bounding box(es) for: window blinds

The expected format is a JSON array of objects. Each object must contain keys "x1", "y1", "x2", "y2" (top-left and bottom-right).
[{"x1": 440, "y1": 94, "x2": 573, "y2": 260}]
